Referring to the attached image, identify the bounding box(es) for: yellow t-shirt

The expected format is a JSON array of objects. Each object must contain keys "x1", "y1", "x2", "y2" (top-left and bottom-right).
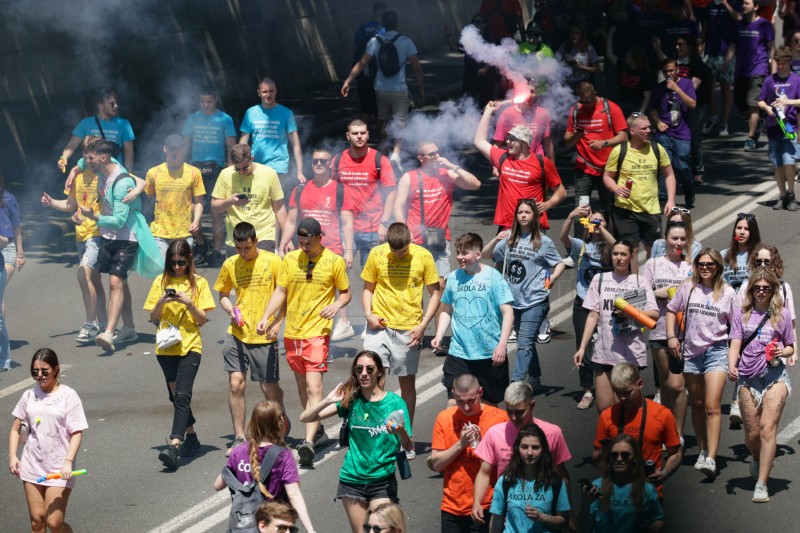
[
  {"x1": 361, "y1": 243, "x2": 439, "y2": 330},
  {"x1": 144, "y1": 163, "x2": 205, "y2": 238},
  {"x1": 213, "y1": 250, "x2": 281, "y2": 344},
  {"x1": 278, "y1": 248, "x2": 350, "y2": 339},
  {"x1": 605, "y1": 142, "x2": 671, "y2": 215},
  {"x1": 71, "y1": 170, "x2": 101, "y2": 242},
  {"x1": 211, "y1": 163, "x2": 284, "y2": 246},
  {"x1": 143, "y1": 274, "x2": 216, "y2": 356}
]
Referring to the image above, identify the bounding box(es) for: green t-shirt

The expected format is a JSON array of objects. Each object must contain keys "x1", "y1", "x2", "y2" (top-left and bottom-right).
[{"x1": 337, "y1": 391, "x2": 412, "y2": 483}]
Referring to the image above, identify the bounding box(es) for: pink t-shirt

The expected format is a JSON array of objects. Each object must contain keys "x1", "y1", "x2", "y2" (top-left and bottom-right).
[
  {"x1": 730, "y1": 307, "x2": 795, "y2": 378},
  {"x1": 738, "y1": 280, "x2": 796, "y2": 321},
  {"x1": 667, "y1": 282, "x2": 740, "y2": 359},
  {"x1": 641, "y1": 256, "x2": 693, "y2": 340},
  {"x1": 474, "y1": 419, "x2": 571, "y2": 477},
  {"x1": 582, "y1": 272, "x2": 658, "y2": 367},
  {"x1": 492, "y1": 104, "x2": 552, "y2": 157},
  {"x1": 12, "y1": 385, "x2": 88, "y2": 488}
]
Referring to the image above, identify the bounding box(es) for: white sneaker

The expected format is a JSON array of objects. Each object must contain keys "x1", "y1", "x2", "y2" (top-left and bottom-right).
[
  {"x1": 331, "y1": 321, "x2": 355, "y2": 341},
  {"x1": 75, "y1": 322, "x2": 99, "y2": 343},
  {"x1": 536, "y1": 324, "x2": 551, "y2": 344},
  {"x1": 653, "y1": 391, "x2": 661, "y2": 404},
  {"x1": 700, "y1": 457, "x2": 716, "y2": 478},
  {"x1": 752, "y1": 481, "x2": 769, "y2": 502},
  {"x1": 562, "y1": 255, "x2": 575, "y2": 268},
  {"x1": 702, "y1": 116, "x2": 719, "y2": 135},
  {"x1": 719, "y1": 125, "x2": 730, "y2": 137},
  {"x1": 361, "y1": 326, "x2": 368, "y2": 340},
  {"x1": 508, "y1": 330, "x2": 517, "y2": 343},
  {"x1": 694, "y1": 451, "x2": 708, "y2": 471},
  {"x1": 114, "y1": 327, "x2": 139, "y2": 343},
  {"x1": 730, "y1": 400, "x2": 742, "y2": 426}
]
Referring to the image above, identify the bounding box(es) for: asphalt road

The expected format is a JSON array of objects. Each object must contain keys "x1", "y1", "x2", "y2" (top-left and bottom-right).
[{"x1": 2, "y1": 130, "x2": 800, "y2": 533}]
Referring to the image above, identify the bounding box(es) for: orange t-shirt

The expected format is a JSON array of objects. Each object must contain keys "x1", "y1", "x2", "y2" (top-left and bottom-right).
[
  {"x1": 593, "y1": 399, "x2": 681, "y2": 496},
  {"x1": 431, "y1": 405, "x2": 508, "y2": 516}
]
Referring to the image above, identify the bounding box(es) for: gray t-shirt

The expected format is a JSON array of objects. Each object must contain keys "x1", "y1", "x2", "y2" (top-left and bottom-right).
[{"x1": 493, "y1": 233, "x2": 562, "y2": 309}]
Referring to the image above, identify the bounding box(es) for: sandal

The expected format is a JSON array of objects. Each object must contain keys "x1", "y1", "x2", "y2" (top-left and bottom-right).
[{"x1": 577, "y1": 392, "x2": 595, "y2": 410}]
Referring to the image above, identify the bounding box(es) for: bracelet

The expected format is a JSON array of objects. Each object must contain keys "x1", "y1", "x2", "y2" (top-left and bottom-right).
[
  {"x1": 16, "y1": 256, "x2": 24, "y2": 259},
  {"x1": 667, "y1": 336, "x2": 676, "y2": 340},
  {"x1": 64, "y1": 458, "x2": 73, "y2": 463}
]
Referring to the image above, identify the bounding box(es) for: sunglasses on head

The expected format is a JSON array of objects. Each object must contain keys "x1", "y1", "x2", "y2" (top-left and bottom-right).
[
  {"x1": 171, "y1": 260, "x2": 188, "y2": 267},
  {"x1": 736, "y1": 213, "x2": 756, "y2": 222},
  {"x1": 671, "y1": 207, "x2": 690, "y2": 214},
  {"x1": 611, "y1": 451, "x2": 633, "y2": 461},
  {"x1": 31, "y1": 368, "x2": 50, "y2": 377},
  {"x1": 312, "y1": 158, "x2": 329, "y2": 165},
  {"x1": 355, "y1": 365, "x2": 375, "y2": 375}
]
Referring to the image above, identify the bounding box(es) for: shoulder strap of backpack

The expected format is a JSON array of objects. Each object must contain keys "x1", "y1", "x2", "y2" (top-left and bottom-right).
[
  {"x1": 333, "y1": 153, "x2": 342, "y2": 181},
  {"x1": 389, "y1": 34, "x2": 401, "y2": 44},
  {"x1": 498, "y1": 152, "x2": 509, "y2": 170},
  {"x1": 94, "y1": 116, "x2": 107, "y2": 140},
  {"x1": 602, "y1": 98, "x2": 612, "y2": 130},
  {"x1": 376, "y1": 35, "x2": 385, "y2": 45},
  {"x1": 258, "y1": 445, "x2": 286, "y2": 485},
  {"x1": 336, "y1": 182, "x2": 345, "y2": 213},
  {"x1": 417, "y1": 170, "x2": 425, "y2": 229},
  {"x1": 220, "y1": 465, "x2": 247, "y2": 492},
  {"x1": 374, "y1": 148, "x2": 382, "y2": 175},
  {"x1": 536, "y1": 154, "x2": 546, "y2": 194},
  {"x1": 293, "y1": 183, "x2": 306, "y2": 213},
  {"x1": 572, "y1": 104, "x2": 578, "y2": 130},
  {"x1": 616, "y1": 142, "x2": 628, "y2": 174}
]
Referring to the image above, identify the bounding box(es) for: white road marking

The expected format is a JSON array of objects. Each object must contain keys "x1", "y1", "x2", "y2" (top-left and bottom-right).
[
  {"x1": 777, "y1": 413, "x2": 800, "y2": 445},
  {"x1": 0, "y1": 365, "x2": 74, "y2": 400}
]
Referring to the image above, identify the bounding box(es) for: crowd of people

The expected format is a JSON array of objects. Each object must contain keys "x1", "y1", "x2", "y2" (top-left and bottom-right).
[{"x1": 5, "y1": 1, "x2": 800, "y2": 532}]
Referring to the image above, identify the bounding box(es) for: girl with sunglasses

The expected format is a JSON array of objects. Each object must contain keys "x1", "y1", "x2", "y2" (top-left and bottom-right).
[
  {"x1": 301, "y1": 351, "x2": 413, "y2": 533},
  {"x1": 650, "y1": 208, "x2": 702, "y2": 260},
  {"x1": 666, "y1": 248, "x2": 739, "y2": 479},
  {"x1": 560, "y1": 205, "x2": 615, "y2": 410},
  {"x1": 728, "y1": 268, "x2": 796, "y2": 503},
  {"x1": 721, "y1": 213, "x2": 761, "y2": 293},
  {"x1": 143, "y1": 239, "x2": 215, "y2": 469},
  {"x1": 9, "y1": 349, "x2": 88, "y2": 532},
  {"x1": 363, "y1": 503, "x2": 407, "y2": 533},
  {"x1": 642, "y1": 222, "x2": 693, "y2": 439},
  {"x1": 738, "y1": 244, "x2": 796, "y2": 331},
  {"x1": 484, "y1": 199, "x2": 565, "y2": 391},
  {"x1": 576, "y1": 434, "x2": 664, "y2": 532},
  {"x1": 574, "y1": 240, "x2": 658, "y2": 412},
  {"x1": 488, "y1": 423, "x2": 569, "y2": 532}
]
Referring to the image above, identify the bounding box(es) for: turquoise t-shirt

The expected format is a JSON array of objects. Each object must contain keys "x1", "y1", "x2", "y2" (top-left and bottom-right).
[
  {"x1": 490, "y1": 476, "x2": 570, "y2": 532},
  {"x1": 336, "y1": 392, "x2": 411, "y2": 483},
  {"x1": 441, "y1": 266, "x2": 513, "y2": 360},
  {"x1": 588, "y1": 479, "x2": 663, "y2": 533},
  {"x1": 72, "y1": 116, "x2": 135, "y2": 145},
  {"x1": 181, "y1": 110, "x2": 236, "y2": 167},
  {"x1": 239, "y1": 103, "x2": 297, "y2": 172}
]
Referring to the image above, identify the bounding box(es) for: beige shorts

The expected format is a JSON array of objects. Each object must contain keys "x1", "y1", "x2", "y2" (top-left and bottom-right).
[{"x1": 376, "y1": 90, "x2": 411, "y2": 121}]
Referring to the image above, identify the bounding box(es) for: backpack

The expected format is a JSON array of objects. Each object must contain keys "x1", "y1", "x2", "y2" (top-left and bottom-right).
[
  {"x1": 615, "y1": 139, "x2": 661, "y2": 176},
  {"x1": 332, "y1": 148, "x2": 383, "y2": 182},
  {"x1": 293, "y1": 181, "x2": 346, "y2": 216},
  {"x1": 221, "y1": 444, "x2": 285, "y2": 533},
  {"x1": 375, "y1": 34, "x2": 403, "y2": 77},
  {"x1": 572, "y1": 99, "x2": 613, "y2": 173},
  {"x1": 497, "y1": 152, "x2": 547, "y2": 199}
]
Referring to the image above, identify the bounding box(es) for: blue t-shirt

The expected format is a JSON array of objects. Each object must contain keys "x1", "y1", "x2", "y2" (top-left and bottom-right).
[
  {"x1": 569, "y1": 237, "x2": 605, "y2": 301},
  {"x1": 441, "y1": 266, "x2": 514, "y2": 360},
  {"x1": 489, "y1": 476, "x2": 570, "y2": 533},
  {"x1": 493, "y1": 234, "x2": 562, "y2": 309},
  {"x1": 239, "y1": 103, "x2": 298, "y2": 172},
  {"x1": 365, "y1": 30, "x2": 418, "y2": 92},
  {"x1": 72, "y1": 116, "x2": 135, "y2": 146},
  {"x1": 721, "y1": 248, "x2": 749, "y2": 292},
  {"x1": 181, "y1": 110, "x2": 236, "y2": 167},
  {"x1": 0, "y1": 192, "x2": 20, "y2": 239},
  {"x1": 587, "y1": 479, "x2": 663, "y2": 533},
  {"x1": 650, "y1": 238, "x2": 702, "y2": 261}
]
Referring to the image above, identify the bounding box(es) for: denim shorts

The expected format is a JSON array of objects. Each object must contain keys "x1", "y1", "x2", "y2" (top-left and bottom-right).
[
  {"x1": 738, "y1": 364, "x2": 792, "y2": 409},
  {"x1": 335, "y1": 473, "x2": 398, "y2": 504},
  {"x1": 77, "y1": 237, "x2": 102, "y2": 269},
  {"x1": 768, "y1": 136, "x2": 799, "y2": 168},
  {"x1": 1, "y1": 242, "x2": 16, "y2": 265},
  {"x1": 684, "y1": 343, "x2": 728, "y2": 374}
]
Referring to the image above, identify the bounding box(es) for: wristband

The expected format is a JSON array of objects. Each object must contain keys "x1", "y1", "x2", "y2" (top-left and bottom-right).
[{"x1": 64, "y1": 458, "x2": 73, "y2": 463}]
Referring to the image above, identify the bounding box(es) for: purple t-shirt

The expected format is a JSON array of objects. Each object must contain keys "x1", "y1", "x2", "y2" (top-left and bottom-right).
[
  {"x1": 705, "y1": 1, "x2": 741, "y2": 57},
  {"x1": 667, "y1": 282, "x2": 740, "y2": 359},
  {"x1": 733, "y1": 17, "x2": 774, "y2": 78},
  {"x1": 641, "y1": 256, "x2": 693, "y2": 340},
  {"x1": 224, "y1": 443, "x2": 300, "y2": 502},
  {"x1": 650, "y1": 77, "x2": 696, "y2": 140},
  {"x1": 758, "y1": 72, "x2": 800, "y2": 138},
  {"x1": 730, "y1": 307, "x2": 795, "y2": 378}
]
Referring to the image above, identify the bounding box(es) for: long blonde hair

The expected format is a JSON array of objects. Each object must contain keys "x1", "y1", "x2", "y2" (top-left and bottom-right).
[
  {"x1": 742, "y1": 267, "x2": 784, "y2": 330},
  {"x1": 247, "y1": 401, "x2": 286, "y2": 498},
  {"x1": 691, "y1": 248, "x2": 725, "y2": 302}
]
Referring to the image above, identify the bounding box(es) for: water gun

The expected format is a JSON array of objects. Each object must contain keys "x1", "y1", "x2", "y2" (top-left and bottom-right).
[
  {"x1": 613, "y1": 297, "x2": 657, "y2": 329},
  {"x1": 385, "y1": 409, "x2": 405, "y2": 431},
  {"x1": 544, "y1": 270, "x2": 551, "y2": 290},
  {"x1": 773, "y1": 90, "x2": 797, "y2": 141},
  {"x1": 579, "y1": 218, "x2": 602, "y2": 233},
  {"x1": 232, "y1": 306, "x2": 245, "y2": 327},
  {"x1": 765, "y1": 338, "x2": 780, "y2": 365},
  {"x1": 36, "y1": 469, "x2": 87, "y2": 483}
]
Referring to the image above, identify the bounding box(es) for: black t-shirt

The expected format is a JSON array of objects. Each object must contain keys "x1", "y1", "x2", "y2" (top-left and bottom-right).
[
  {"x1": 619, "y1": 66, "x2": 654, "y2": 104},
  {"x1": 677, "y1": 57, "x2": 713, "y2": 107}
]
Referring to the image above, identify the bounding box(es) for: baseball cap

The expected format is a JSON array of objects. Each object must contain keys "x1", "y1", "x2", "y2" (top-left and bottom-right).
[
  {"x1": 508, "y1": 125, "x2": 533, "y2": 147},
  {"x1": 297, "y1": 217, "x2": 325, "y2": 237}
]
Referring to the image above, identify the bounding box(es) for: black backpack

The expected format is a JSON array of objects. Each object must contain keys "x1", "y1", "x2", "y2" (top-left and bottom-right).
[
  {"x1": 221, "y1": 444, "x2": 285, "y2": 533},
  {"x1": 375, "y1": 34, "x2": 402, "y2": 77}
]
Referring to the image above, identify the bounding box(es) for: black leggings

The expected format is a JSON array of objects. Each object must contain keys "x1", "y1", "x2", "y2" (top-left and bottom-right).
[
  {"x1": 572, "y1": 297, "x2": 595, "y2": 389},
  {"x1": 157, "y1": 352, "x2": 201, "y2": 440}
]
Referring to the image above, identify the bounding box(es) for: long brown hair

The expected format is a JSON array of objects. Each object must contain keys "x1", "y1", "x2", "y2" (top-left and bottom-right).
[
  {"x1": 742, "y1": 267, "x2": 784, "y2": 330},
  {"x1": 340, "y1": 351, "x2": 386, "y2": 410},
  {"x1": 725, "y1": 214, "x2": 760, "y2": 270},
  {"x1": 31, "y1": 348, "x2": 61, "y2": 387},
  {"x1": 508, "y1": 198, "x2": 542, "y2": 251},
  {"x1": 746, "y1": 242, "x2": 784, "y2": 278},
  {"x1": 599, "y1": 434, "x2": 647, "y2": 515},
  {"x1": 161, "y1": 239, "x2": 198, "y2": 297},
  {"x1": 247, "y1": 401, "x2": 286, "y2": 499},
  {"x1": 502, "y1": 423, "x2": 559, "y2": 494}
]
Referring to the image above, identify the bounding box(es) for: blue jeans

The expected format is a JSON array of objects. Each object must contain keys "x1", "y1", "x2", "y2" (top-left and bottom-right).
[
  {"x1": 0, "y1": 268, "x2": 10, "y2": 370},
  {"x1": 657, "y1": 134, "x2": 693, "y2": 200},
  {"x1": 512, "y1": 300, "x2": 550, "y2": 383},
  {"x1": 355, "y1": 231, "x2": 381, "y2": 268}
]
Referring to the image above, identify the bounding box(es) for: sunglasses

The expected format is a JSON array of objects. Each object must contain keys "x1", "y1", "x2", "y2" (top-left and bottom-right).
[
  {"x1": 306, "y1": 261, "x2": 316, "y2": 281},
  {"x1": 752, "y1": 285, "x2": 773, "y2": 293},
  {"x1": 421, "y1": 151, "x2": 439, "y2": 158},
  {"x1": 363, "y1": 526, "x2": 388, "y2": 533},
  {"x1": 736, "y1": 213, "x2": 756, "y2": 222},
  {"x1": 697, "y1": 262, "x2": 717, "y2": 269},
  {"x1": 171, "y1": 260, "x2": 188, "y2": 267},
  {"x1": 275, "y1": 526, "x2": 299, "y2": 533},
  {"x1": 312, "y1": 158, "x2": 329, "y2": 165},
  {"x1": 31, "y1": 368, "x2": 50, "y2": 377},
  {"x1": 505, "y1": 135, "x2": 521, "y2": 143},
  {"x1": 671, "y1": 207, "x2": 690, "y2": 214},
  {"x1": 355, "y1": 365, "x2": 375, "y2": 375},
  {"x1": 611, "y1": 451, "x2": 633, "y2": 461},
  {"x1": 754, "y1": 259, "x2": 772, "y2": 266}
]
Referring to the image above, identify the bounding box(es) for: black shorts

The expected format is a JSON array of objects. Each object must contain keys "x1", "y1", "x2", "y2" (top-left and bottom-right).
[
  {"x1": 668, "y1": 352, "x2": 685, "y2": 374},
  {"x1": 192, "y1": 161, "x2": 222, "y2": 206},
  {"x1": 442, "y1": 355, "x2": 509, "y2": 405},
  {"x1": 734, "y1": 75, "x2": 765, "y2": 113},
  {"x1": 613, "y1": 207, "x2": 662, "y2": 248},
  {"x1": 441, "y1": 511, "x2": 489, "y2": 533},
  {"x1": 594, "y1": 362, "x2": 647, "y2": 373},
  {"x1": 97, "y1": 239, "x2": 139, "y2": 279},
  {"x1": 335, "y1": 473, "x2": 397, "y2": 504}
]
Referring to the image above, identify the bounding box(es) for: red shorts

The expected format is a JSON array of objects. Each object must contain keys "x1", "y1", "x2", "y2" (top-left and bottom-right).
[{"x1": 284, "y1": 336, "x2": 329, "y2": 374}]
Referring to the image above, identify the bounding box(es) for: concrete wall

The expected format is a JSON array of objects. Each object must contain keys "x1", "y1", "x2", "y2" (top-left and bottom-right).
[{"x1": 0, "y1": 0, "x2": 479, "y2": 182}]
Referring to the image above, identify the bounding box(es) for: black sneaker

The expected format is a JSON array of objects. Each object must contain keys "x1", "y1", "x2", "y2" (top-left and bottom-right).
[
  {"x1": 207, "y1": 250, "x2": 224, "y2": 268},
  {"x1": 158, "y1": 440, "x2": 180, "y2": 470},
  {"x1": 298, "y1": 440, "x2": 315, "y2": 467},
  {"x1": 193, "y1": 242, "x2": 208, "y2": 265},
  {"x1": 313, "y1": 424, "x2": 328, "y2": 446},
  {"x1": 181, "y1": 432, "x2": 201, "y2": 457}
]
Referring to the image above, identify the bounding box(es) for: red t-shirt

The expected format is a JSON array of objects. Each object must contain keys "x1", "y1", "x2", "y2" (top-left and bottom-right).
[
  {"x1": 335, "y1": 148, "x2": 395, "y2": 233},
  {"x1": 403, "y1": 168, "x2": 456, "y2": 244},
  {"x1": 490, "y1": 145, "x2": 562, "y2": 230},
  {"x1": 288, "y1": 180, "x2": 344, "y2": 255},
  {"x1": 566, "y1": 98, "x2": 628, "y2": 176},
  {"x1": 492, "y1": 104, "x2": 552, "y2": 157}
]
